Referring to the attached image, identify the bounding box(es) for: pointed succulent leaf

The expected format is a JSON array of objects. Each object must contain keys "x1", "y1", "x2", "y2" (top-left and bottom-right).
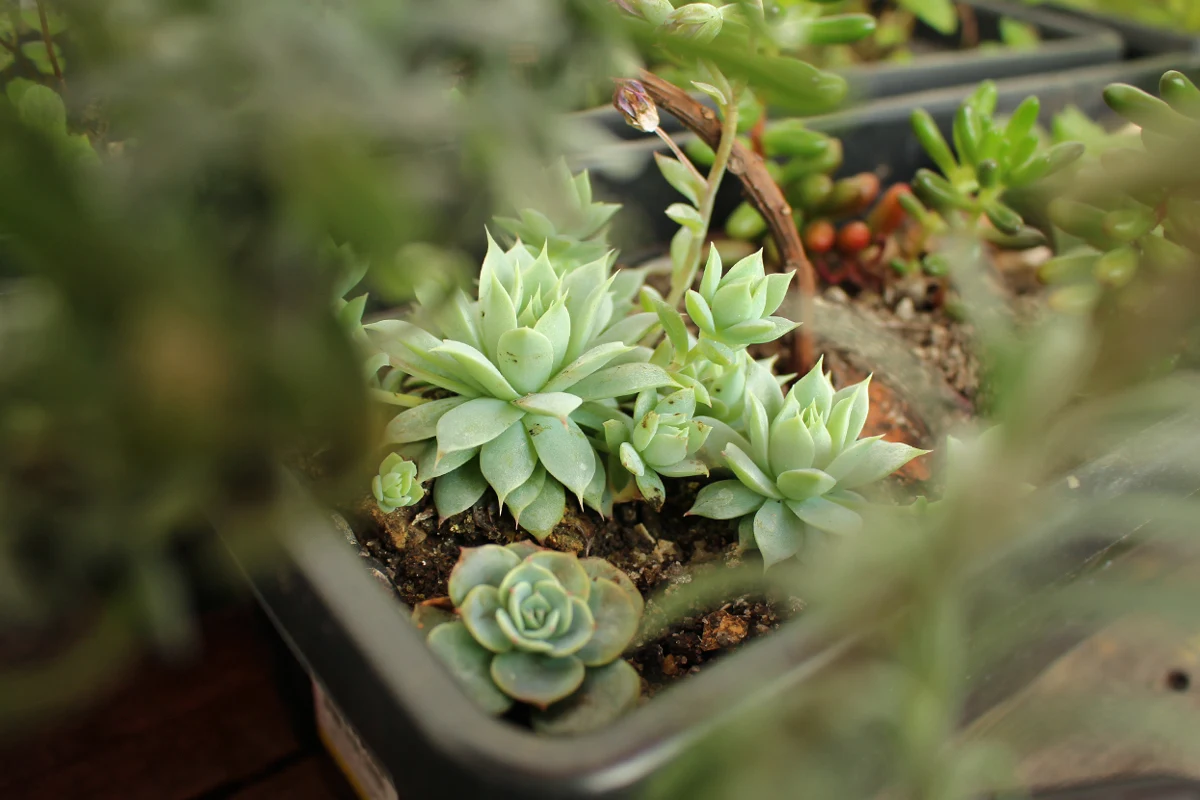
[
  {"x1": 656, "y1": 458, "x2": 708, "y2": 478},
  {"x1": 434, "y1": 460, "x2": 490, "y2": 519},
  {"x1": 744, "y1": 394, "x2": 771, "y2": 474},
  {"x1": 517, "y1": 474, "x2": 568, "y2": 541},
  {"x1": 384, "y1": 397, "x2": 471, "y2": 444},
  {"x1": 685, "y1": 290, "x2": 717, "y2": 334},
  {"x1": 632, "y1": 410, "x2": 660, "y2": 452},
  {"x1": 569, "y1": 363, "x2": 675, "y2": 401},
  {"x1": 513, "y1": 392, "x2": 582, "y2": 421},
  {"x1": 806, "y1": 405, "x2": 834, "y2": 468},
  {"x1": 480, "y1": 271, "x2": 519, "y2": 362},
  {"x1": 642, "y1": 427, "x2": 689, "y2": 468},
  {"x1": 769, "y1": 411, "x2": 815, "y2": 475},
  {"x1": 763, "y1": 271, "x2": 795, "y2": 316},
  {"x1": 508, "y1": 466, "x2": 548, "y2": 524},
  {"x1": 829, "y1": 378, "x2": 871, "y2": 453},
  {"x1": 698, "y1": 245, "x2": 722, "y2": 300},
  {"x1": 695, "y1": 416, "x2": 752, "y2": 466},
  {"x1": 619, "y1": 442, "x2": 646, "y2": 477},
  {"x1": 754, "y1": 500, "x2": 807, "y2": 569},
  {"x1": 448, "y1": 544, "x2": 523, "y2": 608},
  {"x1": 428, "y1": 623, "x2": 512, "y2": 714},
  {"x1": 666, "y1": 202, "x2": 705, "y2": 231},
  {"x1": 575, "y1": 578, "x2": 640, "y2": 667},
  {"x1": 424, "y1": 445, "x2": 479, "y2": 480},
  {"x1": 592, "y1": 312, "x2": 658, "y2": 348},
  {"x1": 602, "y1": 418, "x2": 631, "y2": 452},
  {"x1": 788, "y1": 356, "x2": 833, "y2": 418},
  {"x1": 775, "y1": 468, "x2": 837, "y2": 502},
  {"x1": 490, "y1": 651, "x2": 585, "y2": 707},
  {"x1": 723, "y1": 443, "x2": 784, "y2": 500},
  {"x1": 481, "y1": 230, "x2": 518, "y2": 300},
  {"x1": 436, "y1": 289, "x2": 483, "y2": 353},
  {"x1": 525, "y1": 416, "x2": 596, "y2": 500},
  {"x1": 655, "y1": 388, "x2": 696, "y2": 418},
  {"x1": 711, "y1": 280, "x2": 755, "y2": 330},
  {"x1": 655, "y1": 151, "x2": 705, "y2": 206},
  {"x1": 827, "y1": 439, "x2": 930, "y2": 490},
  {"x1": 434, "y1": 341, "x2": 520, "y2": 400},
  {"x1": 635, "y1": 470, "x2": 666, "y2": 509},
  {"x1": 687, "y1": 479, "x2": 768, "y2": 519},
  {"x1": 531, "y1": 660, "x2": 641, "y2": 735},
  {"x1": 460, "y1": 586, "x2": 514, "y2": 653},
  {"x1": 480, "y1": 421, "x2": 537, "y2": 509},
  {"x1": 534, "y1": 298, "x2": 572, "y2": 371},
  {"x1": 542, "y1": 343, "x2": 634, "y2": 393},
  {"x1": 724, "y1": 319, "x2": 778, "y2": 344},
  {"x1": 496, "y1": 327, "x2": 556, "y2": 395},
  {"x1": 723, "y1": 250, "x2": 766, "y2": 284},
  {"x1": 566, "y1": 277, "x2": 618, "y2": 363},
  {"x1": 582, "y1": 450, "x2": 611, "y2": 518},
  {"x1": 633, "y1": 388, "x2": 657, "y2": 422},
  {"x1": 436, "y1": 398, "x2": 526, "y2": 455},
  {"x1": 544, "y1": 597, "x2": 597, "y2": 657},
  {"x1": 787, "y1": 496, "x2": 863, "y2": 535}
]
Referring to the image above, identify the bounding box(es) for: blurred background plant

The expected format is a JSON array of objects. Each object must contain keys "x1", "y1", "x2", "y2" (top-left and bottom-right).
[{"x1": 1025, "y1": 0, "x2": 1200, "y2": 32}]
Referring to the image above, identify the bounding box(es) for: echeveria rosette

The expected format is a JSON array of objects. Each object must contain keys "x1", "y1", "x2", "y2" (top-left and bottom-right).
[
  {"x1": 372, "y1": 453, "x2": 424, "y2": 513},
  {"x1": 687, "y1": 358, "x2": 930, "y2": 568},
  {"x1": 368, "y1": 236, "x2": 674, "y2": 539},
  {"x1": 493, "y1": 161, "x2": 623, "y2": 274},
  {"x1": 422, "y1": 543, "x2": 644, "y2": 733},
  {"x1": 602, "y1": 388, "x2": 712, "y2": 508},
  {"x1": 684, "y1": 247, "x2": 797, "y2": 367}
]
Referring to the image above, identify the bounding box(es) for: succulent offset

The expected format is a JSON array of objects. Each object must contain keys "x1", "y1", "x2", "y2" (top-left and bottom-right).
[
  {"x1": 420, "y1": 543, "x2": 644, "y2": 733},
  {"x1": 372, "y1": 453, "x2": 423, "y2": 512},
  {"x1": 367, "y1": 235, "x2": 671, "y2": 538},
  {"x1": 688, "y1": 359, "x2": 929, "y2": 568},
  {"x1": 602, "y1": 388, "x2": 711, "y2": 508}
]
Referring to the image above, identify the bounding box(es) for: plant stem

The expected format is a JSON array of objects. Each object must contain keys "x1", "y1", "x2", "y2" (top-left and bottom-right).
[
  {"x1": 654, "y1": 127, "x2": 706, "y2": 187},
  {"x1": 35, "y1": 0, "x2": 64, "y2": 88},
  {"x1": 666, "y1": 87, "x2": 739, "y2": 308}
]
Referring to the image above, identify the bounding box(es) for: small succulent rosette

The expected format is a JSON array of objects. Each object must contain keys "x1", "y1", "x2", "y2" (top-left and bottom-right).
[
  {"x1": 602, "y1": 388, "x2": 711, "y2": 508},
  {"x1": 688, "y1": 357, "x2": 929, "y2": 568},
  {"x1": 415, "y1": 543, "x2": 645, "y2": 733},
  {"x1": 372, "y1": 453, "x2": 423, "y2": 513}
]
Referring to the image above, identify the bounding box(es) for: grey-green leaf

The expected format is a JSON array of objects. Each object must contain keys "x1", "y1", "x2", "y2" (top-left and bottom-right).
[
  {"x1": 787, "y1": 496, "x2": 863, "y2": 535},
  {"x1": 496, "y1": 327, "x2": 557, "y2": 395},
  {"x1": 542, "y1": 343, "x2": 635, "y2": 393},
  {"x1": 436, "y1": 397, "x2": 526, "y2": 455},
  {"x1": 687, "y1": 479, "x2": 767, "y2": 519},
  {"x1": 480, "y1": 421, "x2": 537, "y2": 510},
  {"x1": 576, "y1": 578, "x2": 640, "y2": 667},
  {"x1": 525, "y1": 416, "x2": 596, "y2": 500},
  {"x1": 490, "y1": 651, "x2": 585, "y2": 707},
  {"x1": 723, "y1": 443, "x2": 784, "y2": 500},
  {"x1": 427, "y1": 622, "x2": 512, "y2": 714},
  {"x1": 531, "y1": 660, "x2": 642, "y2": 735},
  {"x1": 384, "y1": 397, "x2": 470, "y2": 444},
  {"x1": 570, "y1": 363, "x2": 675, "y2": 401},
  {"x1": 460, "y1": 585, "x2": 514, "y2": 653},
  {"x1": 753, "y1": 500, "x2": 807, "y2": 569},
  {"x1": 517, "y1": 475, "x2": 567, "y2": 541},
  {"x1": 448, "y1": 544, "x2": 522, "y2": 606},
  {"x1": 434, "y1": 459, "x2": 490, "y2": 520}
]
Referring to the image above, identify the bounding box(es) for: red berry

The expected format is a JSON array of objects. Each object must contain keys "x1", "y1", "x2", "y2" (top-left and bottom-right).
[
  {"x1": 804, "y1": 219, "x2": 836, "y2": 254},
  {"x1": 837, "y1": 221, "x2": 872, "y2": 255}
]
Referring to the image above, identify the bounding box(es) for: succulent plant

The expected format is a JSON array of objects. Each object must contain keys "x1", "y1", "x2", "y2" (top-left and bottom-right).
[
  {"x1": 493, "y1": 161, "x2": 622, "y2": 272},
  {"x1": 420, "y1": 543, "x2": 644, "y2": 733},
  {"x1": 662, "y1": 3, "x2": 724, "y2": 43},
  {"x1": 684, "y1": 247, "x2": 797, "y2": 365},
  {"x1": 602, "y1": 388, "x2": 712, "y2": 508},
  {"x1": 367, "y1": 235, "x2": 673, "y2": 539},
  {"x1": 372, "y1": 453, "x2": 424, "y2": 513},
  {"x1": 687, "y1": 358, "x2": 929, "y2": 568}
]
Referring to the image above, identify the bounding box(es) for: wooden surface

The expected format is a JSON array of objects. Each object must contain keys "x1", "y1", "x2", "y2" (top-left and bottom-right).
[{"x1": 0, "y1": 605, "x2": 353, "y2": 800}]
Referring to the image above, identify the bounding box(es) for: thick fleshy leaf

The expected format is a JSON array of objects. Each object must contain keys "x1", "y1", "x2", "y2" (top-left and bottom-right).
[
  {"x1": 787, "y1": 496, "x2": 863, "y2": 535},
  {"x1": 436, "y1": 398, "x2": 526, "y2": 455},
  {"x1": 508, "y1": 466, "x2": 547, "y2": 525},
  {"x1": 525, "y1": 416, "x2": 596, "y2": 500},
  {"x1": 411, "y1": 605, "x2": 454, "y2": 639},
  {"x1": 602, "y1": 419, "x2": 630, "y2": 452},
  {"x1": 490, "y1": 651, "x2": 585, "y2": 707},
  {"x1": 747, "y1": 357, "x2": 787, "y2": 419},
  {"x1": 768, "y1": 412, "x2": 815, "y2": 477},
  {"x1": 518, "y1": 476, "x2": 567, "y2": 541},
  {"x1": 460, "y1": 585, "x2": 513, "y2": 653},
  {"x1": 619, "y1": 442, "x2": 645, "y2": 477},
  {"x1": 496, "y1": 327, "x2": 556, "y2": 395},
  {"x1": 424, "y1": 445, "x2": 478, "y2": 480},
  {"x1": 723, "y1": 443, "x2": 784, "y2": 500},
  {"x1": 514, "y1": 392, "x2": 582, "y2": 421},
  {"x1": 655, "y1": 388, "x2": 696, "y2": 419},
  {"x1": 531, "y1": 660, "x2": 641, "y2": 735},
  {"x1": 435, "y1": 288, "x2": 483, "y2": 353},
  {"x1": 542, "y1": 343, "x2": 633, "y2": 393},
  {"x1": 744, "y1": 394, "x2": 771, "y2": 474},
  {"x1": 433, "y1": 341, "x2": 519, "y2": 400},
  {"x1": 825, "y1": 381, "x2": 870, "y2": 455},
  {"x1": 712, "y1": 280, "x2": 755, "y2": 330},
  {"x1": 724, "y1": 250, "x2": 766, "y2": 284},
  {"x1": 480, "y1": 421, "x2": 537, "y2": 510},
  {"x1": 480, "y1": 270, "x2": 518, "y2": 362},
  {"x1": 687, "y1": 479, "x2": 766, "y2": 519},
  {"x1": 763, "y1": 271, "x2": 794, "y2": 316},
  {"x1": 566, "y1": 278, "x2": 618, "y2": 363},
  {"x1": 480, "y1": 230, "x2": 518, "y2": 299},
  {"x1": 631, "y1": 410, "x2": 659, "y2": 452},
  {"x1": 685, "y1": 290, "x2": 716, "y2": 334},
  {"x1": 580, "y1": 559, "x2": 644, "y2": 617},
  {"x1": 525, "y1": 551, "x2": 591, "y2": 598},
  {"x1": 806, "y1": 405, "x2": 834, "y2": 468},
  {"x1": 546, "y1": 597, "x2": 596, "y2": 657},
  {"x1": 788, "y1": 356, "x2": 833, "y2": 419},
  {"x1": 656, "y1": 458, "x2": 708, "y2": 478},
  {"x1": 384, "y1": 397, "x2": 470, "y2": 444},
  {"x1": 826, "y1": 438, "x2": 930, "y2": 489},
  {"x1": 776, "y1": 468, "x2": 837, "y2": 502},
  {"x1": 569, "y1": 363, "x2": 675, "y2": 401},
  {"x1": 448, "y1": 545, "x2": 522, "y2": 605},
  {"x1": 738, "y1": 515, "x2": 756, "y2": 551},
  {"x1": 753, "y1": 500, "x2": 807, "y2": 569},
  {"x1": 696, "y1": 416, "x2": 753, "y2": 467},
  {"x1": 534, "y1": 299, "x2": 571, "y2": 373},
  {"x1": 505, "y1": 540, "x2": 543, "y2": 560},
  {"x1": 582, "y1": 450, "x2": 611, "y2": 518},
  {"x1": 698, "y1": 245, "x2": 723, "y2": 300},
  {"x1": 427, "y1": 622, "x2": 512, "y2": 714},
  {"x1": 366, "y1": 320, "x2": 481, "y2": 397},
  {"x1": 593, "y1": 312, "x2": 658, "y2": 348},
  {"x1": 641, "y1": 428, "x2": 689, "y2": 468},
  {"x1": 576, "y1": 579, "x2": 640, "y2": 667},
  {"x1": 635, "y1": 469, "x2": 666, "y2": 509},
  {"x1": 434, "y1": 459, "x2": 489, "y2": 520}
]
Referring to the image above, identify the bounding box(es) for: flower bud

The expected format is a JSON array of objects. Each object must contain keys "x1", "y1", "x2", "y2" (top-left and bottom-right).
[
  {"x1": 663, "y1": 3, "x2": 723, "y2": 44},
  {"x1": 613, "y1": 79, "x2": 659, "y2": 133}
]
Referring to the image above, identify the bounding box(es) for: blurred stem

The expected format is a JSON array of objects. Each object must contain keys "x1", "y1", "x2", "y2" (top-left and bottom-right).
[
  {"x1": 35, "y1": 0, "x2": 64, "y2": 87},
  {"x1": 654, "y1": 127, "x2": 706, "y2": 187},
  {"x1": 667, "y1": 79, "x2": 739, "y2": 308}
]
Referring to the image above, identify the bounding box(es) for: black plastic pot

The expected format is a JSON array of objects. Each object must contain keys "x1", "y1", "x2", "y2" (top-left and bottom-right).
[
  {"x1": 1041, "y1": 2, "x2": 1200, "y2": 58},
  {"x1": 238, "y1": 55, "x2": 1200, "y2": 800}
]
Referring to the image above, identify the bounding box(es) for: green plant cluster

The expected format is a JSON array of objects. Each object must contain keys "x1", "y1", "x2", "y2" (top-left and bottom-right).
[
  {"x1": 416, "y1": 542, "x2": 644, "y2": 733},
  {"x1": 904, "y1": 82, "x2": 1085, "y2": 275},
  {"x1": 1040, "y1": 71, "x2": 1200, "y2": 311}
]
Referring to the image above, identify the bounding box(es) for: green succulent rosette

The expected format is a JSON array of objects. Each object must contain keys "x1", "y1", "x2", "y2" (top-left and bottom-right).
[
  {"x1": 372, "y1": 453, "x2": 423, "y2": 512},
  {"x1": 421, "y1": 543, "x2": 645, "y2": 733}
]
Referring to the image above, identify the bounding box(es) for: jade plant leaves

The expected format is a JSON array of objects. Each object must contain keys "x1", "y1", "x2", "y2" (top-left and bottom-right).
[
  {"x1": 420, "y1": 544, "x2": 644, "y2": 724},
  {"x1": 688, "y1": 358, "x2": 928, "y2": 569}
]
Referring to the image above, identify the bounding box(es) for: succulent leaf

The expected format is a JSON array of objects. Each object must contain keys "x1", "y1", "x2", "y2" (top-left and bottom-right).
[
  {"x1": 480, "y1": 421, "x2": 538, "y2": 510},
  {"x1": 530, "y1": 660, "x2": 642, "y2": 735},
  {"x1": 491, "y1": 651, "x2": 585, "y2": 707},
  {"x1": 575, "y1": 578, "x2": 640, "y2": 667},
  {"x1": 460, "y1": 585, "x2": 514, "y2": 653},
  {"x1": 753, "y1": 500, "x2": 806, "y2": 569},
  {"x1": 433, "y1": 459, "x2": 490, "y2": 520},
  {"x1": 372, "y1": 453, "x2": 424, "y2": 512},
  {"x1": 427, "y1": 622, "x2": 514, "y2": 714},
  {"x1": 436, "y1": 397, "x2": 526, "y2": 455},
  {"x1": 525, "y1": 416, "x2": 596, "y2": 501}
]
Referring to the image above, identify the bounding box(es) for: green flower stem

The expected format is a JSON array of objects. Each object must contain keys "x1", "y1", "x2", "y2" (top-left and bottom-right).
[{"x1": 666, "y1": 80, "x2": 740, "y2": 308}]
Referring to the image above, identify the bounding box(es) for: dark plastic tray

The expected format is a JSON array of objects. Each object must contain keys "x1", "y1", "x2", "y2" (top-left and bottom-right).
[
  {"x1": 1042, "y1": 2, "x2": 1200, "y2": 58},
  {"x1": 238, "y1": 58, "x2": 1200, "y2": 800},
  {"x1": 580, "y1": 0, "x2": 1120, "y2": 141}
]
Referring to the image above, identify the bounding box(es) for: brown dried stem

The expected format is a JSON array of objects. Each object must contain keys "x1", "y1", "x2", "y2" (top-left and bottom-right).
[
  {"x1": 637, "y1": 69, "x2": 816, "y2": 374},
  {"x1": 35, "y1": 0, "x2": 64, "y2": 87}
]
